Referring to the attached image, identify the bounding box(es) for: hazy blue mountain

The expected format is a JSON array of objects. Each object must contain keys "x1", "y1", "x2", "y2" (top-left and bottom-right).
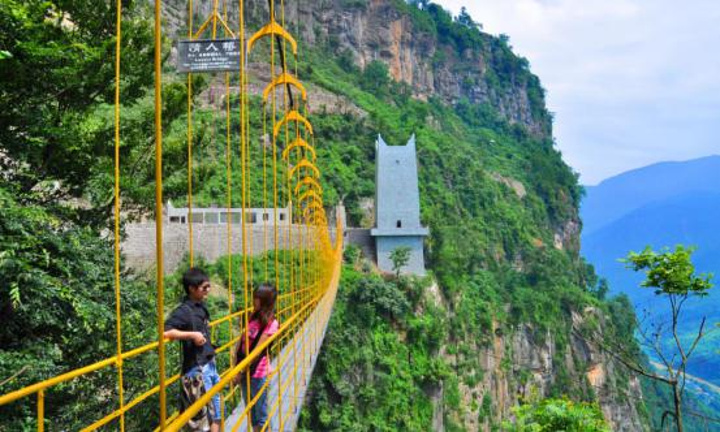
[
  {"x1": 582, "y1": 155, "x2": 720, "y2": 235},
  {"x1": 581, "y1": 159, "x2": 720, "y2": 387}
]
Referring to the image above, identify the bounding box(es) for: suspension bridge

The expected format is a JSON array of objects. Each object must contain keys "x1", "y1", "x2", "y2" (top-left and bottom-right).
[{"x1": 0, "y1": 0, "x2": 343, "y2": 430}]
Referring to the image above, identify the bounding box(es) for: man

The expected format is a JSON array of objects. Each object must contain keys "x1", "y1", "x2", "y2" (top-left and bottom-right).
[{"x1": 164, "y1": 268, "x2": 220, "y2": 432}]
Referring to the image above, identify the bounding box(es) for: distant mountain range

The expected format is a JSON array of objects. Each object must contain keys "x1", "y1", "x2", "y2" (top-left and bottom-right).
[
  {"x1": 581, "y1": 155, "x2": 720, "y2": 386},
  {"x1": 582, "y1": 156, "x2": 720, "y2": 236}
]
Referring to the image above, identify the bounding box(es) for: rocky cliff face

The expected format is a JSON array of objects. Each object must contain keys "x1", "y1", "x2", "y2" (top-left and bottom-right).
[
  {"x1": 160, "y1": 0, "x2": 550, "y2": 136},
  {"x1": 423, "y1": 280, "x2": 646, "y2": 432},
  {"x1": 292, "y1": 0, "x2": 548, "y2": 136},
  {"x1": 157, "y1": 1, "x2": 643, "y2": 429}
]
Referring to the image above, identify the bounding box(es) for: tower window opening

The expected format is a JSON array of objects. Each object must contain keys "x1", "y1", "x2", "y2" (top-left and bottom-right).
[{"x1": 396, "y1": 220, "x2": 402, "y2": 228}]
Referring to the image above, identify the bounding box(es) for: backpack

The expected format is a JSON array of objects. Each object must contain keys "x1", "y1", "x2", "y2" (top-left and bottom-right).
[
  {"x1": 234, "y1": 320, "x2": 270, "y2": 377},
  {"x1": 179, "y1": 371, "x2": 212, "y2": 431}
]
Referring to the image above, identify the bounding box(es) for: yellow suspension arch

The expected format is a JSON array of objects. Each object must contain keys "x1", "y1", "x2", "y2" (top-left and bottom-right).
[
  {"x1": 302, "y1": 200, "x2": 324, "y2": 218},
  {"x1": 247, "y1": 20, "x2": 298, "y2": 55},
  {"x1": 305, "y1": 211, "x2": 327, "y2": 226},
  {"x1": 306, "y1": 211, "x2": 327, "y2": 223},
  {"x1": 282, "y1": 137, "x2": 316, "y2": 161},
  {"x1": 263, "y1": 73, "x2": 307, "y2": 103},
  {"x1": 290, "y1": 159, "x2": 320, "y2": 179},
  {"x1": 303, "y1": 213, "x2": 326, "y2": 227},
  {"x1": 274, "y1": 110, "x2": 313, "y2": 138},
  {"x1": 302, "y1": 198, "x2": 323, "y2": 212},
  {"x1": 299, "y1": 189, "x2": 321, "y2": 205},
  {"x1": 294, "y1": 177, "x2": 322, "y2": 196}
]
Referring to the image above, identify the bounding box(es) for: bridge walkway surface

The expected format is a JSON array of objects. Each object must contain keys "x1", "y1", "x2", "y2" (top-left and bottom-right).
[{"x1": 223, "y1": 295, "x2": 329, "y2": 431}]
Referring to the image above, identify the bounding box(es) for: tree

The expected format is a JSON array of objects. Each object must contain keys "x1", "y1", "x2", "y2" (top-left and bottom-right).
[
  {"x1": 0, "y1": 0, "x2": 191, "y2": 428},
  {"x1": 0, "y1": 0, "x2": 191, "y2": 229},
  {"x1": 456, "y1": 7, "x2": 482, "y2": 30},
  {"x1": 389, "y1": 246, "x2": 411, "y2": 277},
  {"x1": 504, "y1": 397, "x2": 610, "y2": 431},
  {"x1": 586, "y1": 246, "x2": 713, "y2": 432},
  {"x1": 0, "y1": 186, "x2": 158, "y2": 429},
  {"x1": 360, "y1": 60, "x2": 390, "y2": 96}
]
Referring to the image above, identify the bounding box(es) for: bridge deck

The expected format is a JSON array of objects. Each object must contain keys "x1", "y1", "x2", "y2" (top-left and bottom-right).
[{"x1": 223, "y1": 299, "x2": 329, "y2": 432}]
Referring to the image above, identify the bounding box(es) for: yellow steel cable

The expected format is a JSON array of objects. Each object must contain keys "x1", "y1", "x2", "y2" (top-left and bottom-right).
[
  {"x1": 225, "y1": 63, "x2": 234, "y2": 370},
  {"x1": 277, "y1": 2, "x2": 287, "y2": 427},
  {"x1": 169, "y1": 274, "x2": 341, "y2": 432},
  {"x1": 37, "y1": 390, "x2": 44, "y2": 432},
  {"x1": 113, "y1": 0, "x2": 126, "y2": 429},
  {"x1": 273, "y1": 125, "x2": 279, "y2": 291},
  {"x1": 187, "y1": 0, "x2": 194, "y2": 266},
  {"x1": 292, "y1": 16, "x2": 301, "y2": 363},
  {"x1": 219, "y1": 0, "x2": 232, "y2": 360},
  {"x1": 243, "y1": 3, "x2": 254, "y2": 428},
  {"x1": 0, "y1": 0, "x2": 347, "y2": 428},
  {"x1": 220, "y1": 398, "x2": 226, "y2": 432},
  {"x1": 268, "y1": 0, "x2": 276, "y2": 284},
  {"x1": 263, "y1": 106, "x2": 269, "y2": 280},
  {"x1": 153, "y1": 0, "x2": 167, "y2": 427},
  {"x1": 237, "y1": 1, "x2": 251, "y2": 414},
  {"x1": 221, "y1": 6, "x2": 235, "y2": 401},
  {"x1": 286, "y1": 142, "x2": 297, "y2": 419},
  {"x1": 211, "y1": 0, "x2": 219, "y2": 37},
  {"x1": 272, "y1": 0, "x2": 281, "y2": 306}
]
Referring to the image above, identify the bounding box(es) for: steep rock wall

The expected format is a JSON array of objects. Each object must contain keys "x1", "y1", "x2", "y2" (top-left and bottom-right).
[
  {"x1": 431, "y1": 305, "x2": 646, "y2": 432},
  {"x1": 160, "y1": 0, "x2": 549, "y2": 136}
]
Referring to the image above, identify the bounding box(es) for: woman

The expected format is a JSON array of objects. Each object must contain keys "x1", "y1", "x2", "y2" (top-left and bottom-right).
[{"x1": 234, "y1": 283, "x2": 278, "y2": 432}]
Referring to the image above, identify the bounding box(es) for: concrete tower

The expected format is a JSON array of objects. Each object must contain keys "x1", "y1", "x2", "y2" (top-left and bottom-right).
[{"x1": 371, "y1": 134, "x2": 428, "y2": 275}]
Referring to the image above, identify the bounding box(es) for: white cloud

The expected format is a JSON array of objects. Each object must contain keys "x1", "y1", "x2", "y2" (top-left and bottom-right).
[{"x1": 436, "y1": 0, "x2": 720, "y2": 184}]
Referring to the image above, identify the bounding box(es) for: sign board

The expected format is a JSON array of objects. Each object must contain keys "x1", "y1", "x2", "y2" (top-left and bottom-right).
[{"x1": 177, "y1": 38, "x2": 241, "y2": 73}]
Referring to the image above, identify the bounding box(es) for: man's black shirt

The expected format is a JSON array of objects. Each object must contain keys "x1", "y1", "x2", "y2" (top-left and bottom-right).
[{"x1": 164, "y1": 298, "x2": 216, "y2": 374}]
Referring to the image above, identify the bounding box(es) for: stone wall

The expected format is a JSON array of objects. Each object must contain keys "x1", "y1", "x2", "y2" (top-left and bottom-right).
[
  {"x1": 123, "y1": 223, "x2": 332, "y2": 273},
  {"x1": 375, "y1": 236, "x2": 425, "y2": 276},
  {"x1": 346, "y1": 228, "x2": 375, "y2": 263}
]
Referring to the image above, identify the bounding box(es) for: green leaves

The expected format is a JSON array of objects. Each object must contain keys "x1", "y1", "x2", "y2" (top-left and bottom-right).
[
  {"x1": 389, "y1": 246, "x2": 411, "y2": 276},
  {"x1": 623, "y1": 245, "x2": 714, "y2": 297},
  {"x1": 299, "y1": 266, "x2": 441, "y2": 430},
  {"x1": 0, "y1": 186, "x2": 158, "y2": 429},
  {"x1": 0, "y1": 0, "x2": 154, "y2": 228},
  {"x1": 506, "y1": 398, "x2": 610, "y2": 432}
]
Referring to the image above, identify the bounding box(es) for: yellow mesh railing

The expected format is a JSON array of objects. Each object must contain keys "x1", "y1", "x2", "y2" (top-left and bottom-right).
[{"x1": 0, "y1": 0, "x2": 341, "y2": 430}]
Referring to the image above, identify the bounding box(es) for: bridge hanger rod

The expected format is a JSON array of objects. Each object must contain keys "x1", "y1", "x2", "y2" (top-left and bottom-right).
[{"x1": 267, "y1": 0, "x2": 295, "y2": 109}]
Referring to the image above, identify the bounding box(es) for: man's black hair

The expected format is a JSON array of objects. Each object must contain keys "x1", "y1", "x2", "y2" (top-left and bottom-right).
[{"x1": 183, "y1": 267, "x2": 209, "y2": 295}]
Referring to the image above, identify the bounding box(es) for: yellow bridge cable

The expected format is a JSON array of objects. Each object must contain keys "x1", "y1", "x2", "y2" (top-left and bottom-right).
[
  {"x1": 0, "y1": 0, "x2": 343, "y2": 430},
  {"x1": 113, "y1": 0, "x2": 126, "y2": 429},
  {"x1": 187, "y1": 1, "x2": 194, "y2": 266},
  {"x1": 153, "y1": 0, "x2": 167, "y2": 425}
]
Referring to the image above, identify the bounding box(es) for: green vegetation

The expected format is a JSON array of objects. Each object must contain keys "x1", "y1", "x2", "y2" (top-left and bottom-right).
[
  {"x1": 298, "y1": 265, "x2": 447, "y2": 431},
  {"x1": 0, "y1": 0, "x2": 159, "y2": 228},
  {"x1": 0, "y1": 188, "x2": 156, "y2": 429},
  {"x1": 0, "y1": 0, "x2": 650, "y2": 430},
  {"x1": 292, "y1": 2, "x2": 645, "y2": 430},
  {"x1": 503, "y1": 398, "x2": 610, "y2": 432},
  {"x1": 620, "y1": 246, "x2": 714, "y2": 432},
  {"x1": 389, "y1": 246, "x2": 411, "y2": 276}
]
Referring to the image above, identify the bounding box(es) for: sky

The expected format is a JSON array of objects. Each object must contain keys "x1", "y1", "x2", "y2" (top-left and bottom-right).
[{"x1": 437, "y1": 0, "x2": 720, "y2": 185}]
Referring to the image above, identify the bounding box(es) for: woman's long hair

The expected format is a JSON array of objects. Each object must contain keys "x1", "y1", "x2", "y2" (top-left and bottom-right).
[{"x1": 250, "y1": 283, "x2": 276, "y2": 327}]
